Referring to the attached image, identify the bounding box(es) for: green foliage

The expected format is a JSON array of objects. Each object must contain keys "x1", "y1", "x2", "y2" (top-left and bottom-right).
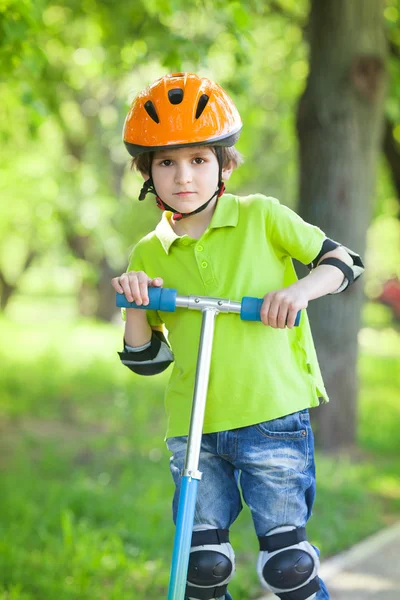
[
  {"x1": 0, "y1": 0, "x2": 312, "y2": 315},
  {"x1": 2, "y1": 0, "x2": 397, "y2": 316},
  {"x1": 385, "y1": 0, "x2": 400, "y2": 122},
  {"x1": 1, "y1": 0, "x2": 399, "y2": 316},
  {"x1": 0, "y1": 313, "x2": 399, "y2": 599},
  {"x1": 0, "y1": 0, "x2": 47, "y2": 74}
]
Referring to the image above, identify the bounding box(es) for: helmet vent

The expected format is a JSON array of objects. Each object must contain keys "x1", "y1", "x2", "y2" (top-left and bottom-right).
[
  {"x1": 144, "y1": 100, "x2": 159, "y2": 124},
  {"x1": 168, "y1": 88, "x2": 184, "y2": 104},
  {"x1": 195, "y1": 94, "x2": 209, "y2": 119}
]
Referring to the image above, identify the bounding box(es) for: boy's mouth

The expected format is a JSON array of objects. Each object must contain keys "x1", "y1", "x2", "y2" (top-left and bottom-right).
[{"x1": 174, "y1": 192, "x2": 195, "y2": 197}]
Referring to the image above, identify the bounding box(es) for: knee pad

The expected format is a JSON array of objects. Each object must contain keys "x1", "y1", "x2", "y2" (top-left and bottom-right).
[
  {"x1": 257, "y1": 526, "x2": 320, "y2": 600},
  {"x1": 186, "y1": 526, "x2": 235, "y2": 600}
]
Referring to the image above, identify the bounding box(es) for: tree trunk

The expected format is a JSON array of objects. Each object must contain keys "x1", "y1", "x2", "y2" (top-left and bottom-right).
[
  {"x1": 296, "y1": 0, "x2": 387, "y2": 450},
  {"x1": 96, "y1": 257, "x2": 119, "y2": 322},
  {"x1": 0, "y1": 272, "x2": 15, "y2": 311},
  {"x1": 0, "y1": 250, "x2": 37, "y2": 312}
]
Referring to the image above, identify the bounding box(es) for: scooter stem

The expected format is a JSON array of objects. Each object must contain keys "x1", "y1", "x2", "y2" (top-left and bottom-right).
[{"x1": 167, "y1": 307, "x2": 218, "y2": 600}]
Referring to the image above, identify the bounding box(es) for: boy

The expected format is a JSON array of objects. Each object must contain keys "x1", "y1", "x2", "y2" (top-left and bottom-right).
[{"x1": 112, "y1": 73, "x2": 364, "y2": 600}]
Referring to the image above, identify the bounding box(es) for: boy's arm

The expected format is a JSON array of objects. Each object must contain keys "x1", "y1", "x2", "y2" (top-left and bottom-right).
[
  {"x1": 119, "y1": 316, "x2": 174, "y2": 376},
  {"x1": 261, "y1": 245, "x2": 362, "y2": 329},
  {"x1": 293, "y1": 245, "x2": 354, "y2": 301},
  {"x1": 124, "y1": 308, "x2": 152, "y2": 347},
  {"x1": 113, "y1": 271, "x2": 174, "y2": 375}
]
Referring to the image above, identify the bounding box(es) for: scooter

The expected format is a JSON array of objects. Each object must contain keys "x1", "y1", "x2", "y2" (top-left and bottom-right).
[{"x1": 117, "y1": 288, "x2": 301, "y2": 600}]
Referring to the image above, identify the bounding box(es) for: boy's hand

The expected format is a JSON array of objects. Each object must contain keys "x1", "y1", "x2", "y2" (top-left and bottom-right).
[
  {"x1": 260, "y1": 285, "x2": 308, "y2": 329},
  {"x1": 111, "y1": 271, "x2": 163, "y2": 306}
]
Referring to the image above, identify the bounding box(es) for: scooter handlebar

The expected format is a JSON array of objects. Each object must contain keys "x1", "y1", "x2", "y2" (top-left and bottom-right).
[
  {"x1": 116, "y1": 288, "x2": 301, "y2": 325},
  {"x1": 240, "y1": 296, "x2": 301, "y2": 326},
  {"x1": 116, "y1": 288, "x2": 177, "y2": 312}
]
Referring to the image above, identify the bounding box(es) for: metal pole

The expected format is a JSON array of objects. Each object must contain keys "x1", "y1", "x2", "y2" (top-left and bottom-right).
[
  {"x1": 167, "y1": 307, "x2": 218, "y2": 600},
  {"x1": 184, "y1": 308, "x2": 218, "y2": 478}
]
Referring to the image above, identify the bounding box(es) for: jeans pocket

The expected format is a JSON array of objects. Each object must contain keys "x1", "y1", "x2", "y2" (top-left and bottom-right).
[
  {"x1": 255, "y1": 411, "x2": 308, "y2": 441},
  {"x1": 253, "y1": 413, "x2": 309, "y2": 473}
]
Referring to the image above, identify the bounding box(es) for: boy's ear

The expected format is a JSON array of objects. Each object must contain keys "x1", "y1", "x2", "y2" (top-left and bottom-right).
[{"x1": 221, "y1": 161, "x2": 234, "y2": 182}]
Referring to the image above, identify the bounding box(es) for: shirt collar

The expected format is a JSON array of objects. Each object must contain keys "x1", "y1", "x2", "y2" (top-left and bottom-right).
[{"x1": 155, "y1": 194, "x2": 239, "y2": 254}]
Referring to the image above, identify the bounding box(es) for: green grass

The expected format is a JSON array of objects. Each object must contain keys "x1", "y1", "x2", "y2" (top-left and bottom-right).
[{"x1": 0, "y1": 310, "x2": 399, "y2": 599}]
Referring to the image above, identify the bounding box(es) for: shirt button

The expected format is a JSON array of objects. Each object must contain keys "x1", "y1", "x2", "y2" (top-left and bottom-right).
[
  {"x1": 201, "y1": 261, "x2": 208, "y2": 268},
  {"x1": 197, "y1": 245, "x2": 203, "y2": 252}
]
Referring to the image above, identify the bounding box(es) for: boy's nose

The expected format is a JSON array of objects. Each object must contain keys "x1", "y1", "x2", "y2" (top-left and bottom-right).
[{"x1": 175, "y1": 164, "x2": 192, "y2": 185}]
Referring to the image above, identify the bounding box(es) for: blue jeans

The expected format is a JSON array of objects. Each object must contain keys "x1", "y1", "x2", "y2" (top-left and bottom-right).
[{"x1": 166, "y1": 409, "x2": 330, "y2": 599}]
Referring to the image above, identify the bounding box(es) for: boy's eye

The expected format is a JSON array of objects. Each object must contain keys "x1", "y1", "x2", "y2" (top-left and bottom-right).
[
  {"x1": 160, "y1": 159, "x2": 173, "y2": 166},
  {"x1": 193, "y1": 157, "x2": 205, "y2": 164}
]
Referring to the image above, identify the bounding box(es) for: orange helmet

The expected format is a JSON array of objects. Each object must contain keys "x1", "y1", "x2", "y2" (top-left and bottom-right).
[{"x1": 123, "y1": 72, "x2": 242, "y2": 157}]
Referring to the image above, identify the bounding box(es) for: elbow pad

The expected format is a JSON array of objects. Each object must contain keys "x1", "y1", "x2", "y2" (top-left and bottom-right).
[
  {"x1": 307, "y1": 238, "x2": 340, "y2": 270},
  {"x1": 118, "y1": 330, "x2": 174, "y2": 376},
  {"x1": 308, "y1": 238, "x2": 365, "y2": 294}
]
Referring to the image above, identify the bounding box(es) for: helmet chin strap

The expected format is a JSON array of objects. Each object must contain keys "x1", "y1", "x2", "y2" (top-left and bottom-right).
[
  {"x1": 138, "y1": 147, "x2": 226, "y2": 221},
  {"x1": 155, "y1": 183, "x2": 225, "y2": 221}
]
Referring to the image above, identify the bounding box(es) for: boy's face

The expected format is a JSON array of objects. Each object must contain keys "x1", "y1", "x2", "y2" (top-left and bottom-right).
[{"x1": 146, "y1": 146, "x2": 232, "y2": 213}]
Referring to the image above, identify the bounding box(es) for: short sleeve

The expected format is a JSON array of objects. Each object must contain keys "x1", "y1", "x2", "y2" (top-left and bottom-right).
[
  {"x1": 267, "y1": 197, "x2": 326, "y2": 265},
  {"x1": 121, "y1": 245, "x2": 164, "y2": 327}
]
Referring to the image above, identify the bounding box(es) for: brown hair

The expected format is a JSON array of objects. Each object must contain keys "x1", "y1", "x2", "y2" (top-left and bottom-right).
[{"x1": 130, "y1": 145, "x2": 243, "y2": 175}]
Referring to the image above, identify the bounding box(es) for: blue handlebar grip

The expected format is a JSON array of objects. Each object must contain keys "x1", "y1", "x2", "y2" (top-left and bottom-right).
[
  {"x1": 240, "y1": 297, "x2": 301, "y2": 326},
  {"x1": 116, "y1": 287, "x2": 177, "y2": 312}
]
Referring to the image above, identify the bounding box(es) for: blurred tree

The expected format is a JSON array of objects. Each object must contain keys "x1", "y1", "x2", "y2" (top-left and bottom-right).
[
  {"x1": 0, "y1": 0, "x2": 254, "y2": 318},
  {"x1": 384, "y1": 119, "x2": 400, "y2": 200},
  {"x1": 296, "y1": 0, "x2": 388, "y2": 449}
]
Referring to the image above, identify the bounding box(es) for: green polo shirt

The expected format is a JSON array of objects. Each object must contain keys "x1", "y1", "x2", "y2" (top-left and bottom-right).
[{"x1": 127, "y1": 193, "x2": 328, "y2": 439}]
